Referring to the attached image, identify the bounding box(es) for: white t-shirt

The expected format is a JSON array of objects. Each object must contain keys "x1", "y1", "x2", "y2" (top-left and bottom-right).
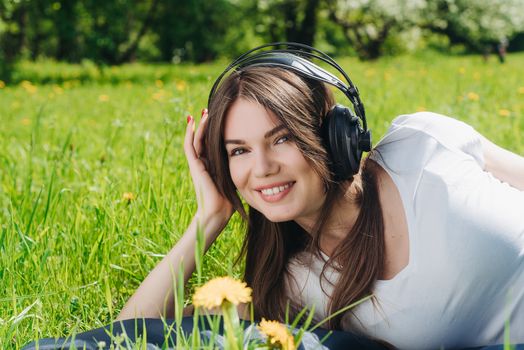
[{"x1": 286, "y1": 112, "x2": 524, "y2": 349}]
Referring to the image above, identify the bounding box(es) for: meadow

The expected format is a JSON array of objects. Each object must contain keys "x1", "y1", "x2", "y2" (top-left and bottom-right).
[{"x1": 1, "y1": 51, "x2": 523, "y2": 349}]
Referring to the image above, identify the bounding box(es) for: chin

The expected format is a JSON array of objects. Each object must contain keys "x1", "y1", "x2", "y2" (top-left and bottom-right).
[{"x1": 260, "y1": 209, "x2": 295, "y2": 223}]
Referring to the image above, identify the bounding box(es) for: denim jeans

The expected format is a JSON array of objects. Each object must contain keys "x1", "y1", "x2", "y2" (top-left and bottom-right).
[{"x1": 21, "y1": 316, "x2": 387, "y2": 350}]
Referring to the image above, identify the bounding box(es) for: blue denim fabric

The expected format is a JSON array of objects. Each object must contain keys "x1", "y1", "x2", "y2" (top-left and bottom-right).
[{"x1": 21, "y1": 317, "x2": 387, "y2": 350}]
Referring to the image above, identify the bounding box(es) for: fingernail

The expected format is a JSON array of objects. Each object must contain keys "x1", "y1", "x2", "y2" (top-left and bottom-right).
[
  {"x1": 186, "y1": 115, "x2": 192, "y2": 124},
  {"x1": 201, "y1": 108, "x2": 206, "y2": 116}
]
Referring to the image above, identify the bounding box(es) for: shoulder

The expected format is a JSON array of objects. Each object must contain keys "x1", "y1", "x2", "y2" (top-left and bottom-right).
[
  {"x1": 373, "y1": 112, "x2": 484, "y2": 167},
  {"x1": 387, "y1": 111, "x2": 476, "y2": 142},
  {"x1": 372, "y1": 112, "x2": 483, "y2": 171}
]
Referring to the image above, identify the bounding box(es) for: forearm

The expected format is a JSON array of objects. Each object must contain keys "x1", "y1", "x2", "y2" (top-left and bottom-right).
[
  {"x1": 117, "y1": 214, "x2": 228, "y2": 320},
  {"x1": 481, "y1": 135, "x2": 524, "y2": 191}
]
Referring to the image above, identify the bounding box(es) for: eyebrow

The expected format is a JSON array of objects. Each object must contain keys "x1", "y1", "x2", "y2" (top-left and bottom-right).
[{"x1": 224, "y1": 124, "x2": 287, "y2": 145}]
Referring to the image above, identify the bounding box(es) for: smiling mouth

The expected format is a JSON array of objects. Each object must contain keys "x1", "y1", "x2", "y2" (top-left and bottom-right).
[
  {"x1": 258, "y1": 182, "x2": 294, "y2": 194},
  {"x1": 256, "y1": 182, "x2": 295, "y2": 202}
]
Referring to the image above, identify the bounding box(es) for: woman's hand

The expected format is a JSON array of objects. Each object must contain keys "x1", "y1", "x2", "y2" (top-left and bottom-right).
[
  {"x1": 118, "y1": 110, "x2": 233, "y2": 321},
  {"x1": 184, "y1": 109, "x2": 234, "y2": 229}
]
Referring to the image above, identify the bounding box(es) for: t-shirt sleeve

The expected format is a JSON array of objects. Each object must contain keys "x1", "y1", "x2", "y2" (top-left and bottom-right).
[{"x1": 384, "y1": 112, "x2": 485, "y2": 169}]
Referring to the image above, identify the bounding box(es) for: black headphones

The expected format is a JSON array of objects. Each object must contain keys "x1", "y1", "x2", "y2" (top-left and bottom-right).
[{"x1": 208, "y1": 42, "x2": 372, "y2": 181}]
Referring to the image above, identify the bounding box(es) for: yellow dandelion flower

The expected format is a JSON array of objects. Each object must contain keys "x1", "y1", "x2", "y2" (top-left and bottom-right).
[
  {"x1": 364, "y1": 69, "x2": 375, "y2": 77},
  {"x1": 518, "y1": 87, "x2": 524, "y2": 95},
  {"x1": 155, "y1": 79, "x2": 164, "y2": 88},
  {"x1": 467, "y1": 92, "x2": 479, "y2": 101},
  {"x1": 125, "y1": 81, "x2": 133, "y2": 89},
  {"x1": 152, "y1": 90, "x2": 165, "y2": 101},
  {"x1": 194, "y1": 277, "x2": 250, "y2": 350},
  {"x1": 122, "y1": 192, "x2": 135, "y2": 202},
  {"x1": 98, "y1": 94, "x2": 109, "y2": 102},
  {"x1": 458, "y1": 67, "x2": 466, "y2": 75},
  {"x1": 176, "y1": 80, "x2": 187, "y2": 91},
  {"x1": 193, "y1": 276, "x2": 252, "y2": 309},
  {"x1": 473, "y1": 72, "x2": 481, "y2": 80},
  {"x1": 53, "y1": 85, "x2": 64, "y2": 94},
  {"x1": 258, "y1": 319, "x2": 296, "y2": 350},
  {"x1": 0, "y1": 80, "x2": 5, "y2": 89},
  {"x1": 383, "y1": 72, "x2": 392, "y2": 81},
  {"x1": 416, "y1": 106, "x2": 426, "y2": 112},
  {"x1": 498, "y1": 109, "x2": 511, "y2": 117},
  {"x1": 21, "y1": 118, "x2": 31, "y2": 126},
  {"x1": 21, "y1": 80, "x2": 37, "y2": 94}
]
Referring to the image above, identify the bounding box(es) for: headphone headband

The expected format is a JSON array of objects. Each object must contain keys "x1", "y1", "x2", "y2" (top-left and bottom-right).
[{"x1": 207, "y1": 42, "x2": 368, "y2": 132}]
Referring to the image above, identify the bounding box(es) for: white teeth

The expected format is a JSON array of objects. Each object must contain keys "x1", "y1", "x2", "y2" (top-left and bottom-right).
[{"x1": 261, "y1": 183, "x2": 291, "y2": 196}]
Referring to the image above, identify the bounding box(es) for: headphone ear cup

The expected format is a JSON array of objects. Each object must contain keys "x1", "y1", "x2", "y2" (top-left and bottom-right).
[{"x1": 321, "y1": 105, "x2": 363, "y2": 180}]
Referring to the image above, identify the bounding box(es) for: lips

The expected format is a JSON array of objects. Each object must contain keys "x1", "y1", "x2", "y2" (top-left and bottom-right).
[{"x1": 255, "y1": 181, "x2": 295, "y2": 203}]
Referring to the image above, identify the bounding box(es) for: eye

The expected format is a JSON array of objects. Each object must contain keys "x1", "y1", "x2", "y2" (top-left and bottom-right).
[
  {"x1": 230, "y1": 148, "x2": 246, "y2": 156},
  {"x1": 275, "y1": 134, "x2": 291, "y2": 144}
]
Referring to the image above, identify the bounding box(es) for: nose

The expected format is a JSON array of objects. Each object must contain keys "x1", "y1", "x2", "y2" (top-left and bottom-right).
[{"x1": 253, "y1": 149, "x2": 279, "y2": 178}]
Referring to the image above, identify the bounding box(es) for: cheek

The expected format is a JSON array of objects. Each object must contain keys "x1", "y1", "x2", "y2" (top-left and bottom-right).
[
  {"x1": 229, "y1": 160, "x2": 259, "y2": 208},
  {"x1": 228, "y1": 161, "x2": 248, "y2": 191},
  {"x1": 291, "y1": 156, "x2": 325, "y2": 193}
]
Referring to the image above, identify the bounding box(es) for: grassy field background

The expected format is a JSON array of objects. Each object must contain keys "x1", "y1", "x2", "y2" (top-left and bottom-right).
[{"x1": 1, "y1": 51, "x2": 523, "y2": 348}]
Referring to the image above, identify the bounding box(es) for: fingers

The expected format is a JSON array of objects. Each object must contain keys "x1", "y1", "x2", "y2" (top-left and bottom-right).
[
  {"x1": 184, "y1": 108, "x2": 210, "y2": 169},
  {"x1": 194, "y1": 108, "x2": 208, "y2": 157},
  {"x1": 184, "y1": 114, "x2": 197, "y2": 164}
]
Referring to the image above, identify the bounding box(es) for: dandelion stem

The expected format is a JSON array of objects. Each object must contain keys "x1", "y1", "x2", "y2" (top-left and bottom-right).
[{"x1": 221, "y1": 301, "x2": 240, "y2": 350}]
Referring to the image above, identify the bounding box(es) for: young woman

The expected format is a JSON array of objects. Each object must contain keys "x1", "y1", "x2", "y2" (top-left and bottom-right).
[{"x1": 117, "y1": 44, "x2": 524, "y2": 349}]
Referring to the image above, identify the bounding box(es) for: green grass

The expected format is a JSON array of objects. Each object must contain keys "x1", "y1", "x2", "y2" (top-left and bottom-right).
[{"x1": 1, "y1": 51, "x2": 523, "y2": 348}]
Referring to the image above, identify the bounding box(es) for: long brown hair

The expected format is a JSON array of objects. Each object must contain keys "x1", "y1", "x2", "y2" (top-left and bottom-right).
[{"x1": 204, "y1": 66, "x2": 384, "y2": 330}]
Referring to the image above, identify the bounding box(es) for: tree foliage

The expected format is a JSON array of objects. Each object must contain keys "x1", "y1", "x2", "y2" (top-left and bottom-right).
[
  {"x1": 420, "y1": 0, "x2": 524, "y2": 50},
  {"x1": 326, "y1": 0, "x2": 425, "y2": 59},
  {"x1": 326, "y1": 0, "x2": 524, "y2": 59},
  {"x1": 0, "y1": 0, "x2": 523, "y2": 75}
]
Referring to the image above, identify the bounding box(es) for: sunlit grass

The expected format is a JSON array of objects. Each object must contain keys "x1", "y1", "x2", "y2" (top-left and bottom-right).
[{"x1": 1, "y1": 51, "x2": 523, "y2": 348}]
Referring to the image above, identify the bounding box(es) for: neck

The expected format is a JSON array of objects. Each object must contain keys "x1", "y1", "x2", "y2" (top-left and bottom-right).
[{"x1": 295, "y1": 176, "x2": 361, "y2": 255}]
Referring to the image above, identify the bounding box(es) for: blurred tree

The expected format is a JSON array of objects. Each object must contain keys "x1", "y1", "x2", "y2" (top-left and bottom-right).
[
  {"x1": 420, "y1": 0, "x2": 524, "y2": 52},
  {"x1": 151, "y1": 0, "x2": 242, "y2": 62},
  {"x1": 326, "y1": 0, "x2": 424, "y2": 59},
  {"x1": 80, "y1": 0, "x2": 134, "y2": 64},
  {"x1": 327, "y1": 0, "x2": 524, "y2": 59},
  {"x1": 2, "y1": 0, "x2": 524, "y2": 67},
  {"x1": 0, "y1": 0, "x2": 30, "y2": 80},
  {"x1": 0, "y1": 0, "x2": 29, "y2": 61},
  {"x1": 254, "y1": 0, "x2": 321, "y2": 46},
  {"x1": 26, "y1": 0, "x2": 51, "y2": 60},
  {"x1": 54, "y1": 0, "x2": 78, "y2": 61},
  {"x1": 282, "y1": 0, "x2": 321, "y2": 45},
  {"x1": 509, "y1": 32, "x2": 524, "y2": 52},
  {"x1": 118, "y1": 0, "x2": 160, "y2": 63}
]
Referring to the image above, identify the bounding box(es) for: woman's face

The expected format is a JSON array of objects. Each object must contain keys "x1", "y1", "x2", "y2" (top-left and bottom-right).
[{"x1": 223, "y1": 98, "x2": 326, "y2": 225}]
